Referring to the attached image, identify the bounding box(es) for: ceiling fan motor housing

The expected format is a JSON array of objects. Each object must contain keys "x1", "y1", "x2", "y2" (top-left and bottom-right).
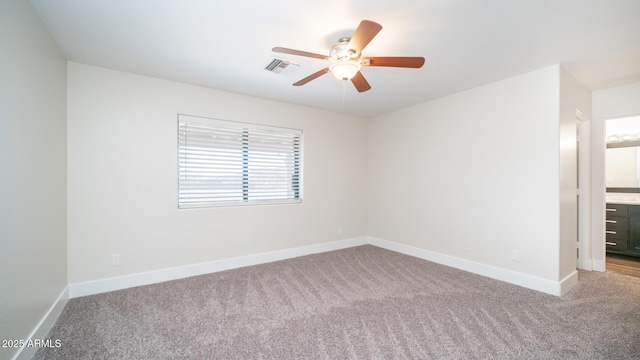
[{"x1": 329, "y1": 37, "x2": 360, "y2": 62}]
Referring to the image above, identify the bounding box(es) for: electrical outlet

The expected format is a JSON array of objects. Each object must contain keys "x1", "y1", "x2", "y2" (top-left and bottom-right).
[
  {"x1": 512, "y1": 250, "x2": 520, "y2": 261},
  {"x1": 112, "y1": 254, "x2": 121, "y2": 266},
  {"x1": 467, "y1": 241, "x2": 473, "y2": 252},
  {"x1": 337, "y1": 226, "x2": 343, "y2": 234}
]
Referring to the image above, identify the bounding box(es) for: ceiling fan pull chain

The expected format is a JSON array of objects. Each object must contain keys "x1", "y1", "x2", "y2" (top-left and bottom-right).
[{"x1": 342, "y1": 79, "x2": 347, "y2": 104}]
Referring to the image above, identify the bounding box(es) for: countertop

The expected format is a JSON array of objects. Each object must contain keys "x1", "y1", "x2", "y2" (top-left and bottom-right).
[{"x1": 606, "y1": 194, "x2": 640, "y2": 205}]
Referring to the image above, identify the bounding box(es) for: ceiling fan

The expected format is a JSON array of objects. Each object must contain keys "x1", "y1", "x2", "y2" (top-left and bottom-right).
[{"x1": 272, "y1": 20, "x2": 425, "y2": 93}]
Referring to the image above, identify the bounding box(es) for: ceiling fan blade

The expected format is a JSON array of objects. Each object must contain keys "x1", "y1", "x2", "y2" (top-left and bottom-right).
[
  {"x1": 350, "y1": 71, "x2": 372, "y2": 92},
  {"x1": 272, "y1": 47, "x2": 328, "y2": 60},
  {"x1": 293, "y1": 67, "x2": 330, "y2": 86},
  {"x1": 362, "y1": 57, "x2": 425, "y2": 68},
  {"x1": 348, "y1": 20, "x2": 382, "y2": 53}
]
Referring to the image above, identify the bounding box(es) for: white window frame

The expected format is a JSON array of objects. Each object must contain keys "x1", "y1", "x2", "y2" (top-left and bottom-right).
[{"x1": 178, "y1": 114, "x2": 303, "y2": 208}]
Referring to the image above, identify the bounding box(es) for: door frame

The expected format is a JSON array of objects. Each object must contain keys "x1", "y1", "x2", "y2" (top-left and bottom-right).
[{"x1": 576, "y1": 111, "x2": 593, "y2": 270}]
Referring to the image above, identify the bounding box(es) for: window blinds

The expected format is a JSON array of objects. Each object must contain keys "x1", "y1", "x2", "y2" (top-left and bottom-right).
[{"x1": 178, "y1": 115, "x2": 303, "y2": 208}]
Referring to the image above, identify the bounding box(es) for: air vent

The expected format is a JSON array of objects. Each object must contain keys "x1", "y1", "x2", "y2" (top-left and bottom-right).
[{"x1": 263, "y1": 58, "x2": 299, "y2": 75}]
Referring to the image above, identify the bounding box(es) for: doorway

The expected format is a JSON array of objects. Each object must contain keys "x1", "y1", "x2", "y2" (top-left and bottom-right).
[{"x1": 603, "y1": 115, "x2": 640, "y2": 274}]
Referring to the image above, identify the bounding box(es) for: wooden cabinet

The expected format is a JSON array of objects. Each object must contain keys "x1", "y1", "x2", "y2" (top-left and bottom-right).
[
  {"x1": 606, "y1": 203, "x2": 640, "y2": 257},
  {"x1": 606, "y1": 203, "x2": 629, "y2": 253},
  {"x1": 629, "y1": 206, "x2": 640, "y2": 256}
]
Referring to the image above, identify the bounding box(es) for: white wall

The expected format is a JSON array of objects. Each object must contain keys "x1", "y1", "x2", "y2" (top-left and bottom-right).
[
  {"x1": 592, "y1": 82, "x2": 640, "y2": 270},
  {"x1": 0, "y1": 1, "x2": 68, "y2": 359},
  {"x1": 367, "y1": 65, "x2": 576, "y2": 284},
  {"x1": 67, "y1": 62, "x2": 368, "y2": 283}
]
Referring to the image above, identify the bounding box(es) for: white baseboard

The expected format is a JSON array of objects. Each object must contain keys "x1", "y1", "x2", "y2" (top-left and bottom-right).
[
  {"x1": 368, "y1": 236, "x2": 571, "y2": 296},
  {"x1": 13, "y1": 286, "x2": 69, "y2": 360},
  {"x1": 559, "y1": 270, "x2": 579, "y2": 296},
  {"x1": 592, "y1": 259, "x2": 605, "y2": 272},
  {"x1": 18, "y1": 235, "x2": 580, "y2": 357},
  {"x1": 69, "y1": 237, "x2": 368, "y2": 298},
  {"x1": 15, "y1": 235, "x2": 584, "y2": 360},
  {"x1": 69, "y1": 235, "x2": 579, "y2": 300}
]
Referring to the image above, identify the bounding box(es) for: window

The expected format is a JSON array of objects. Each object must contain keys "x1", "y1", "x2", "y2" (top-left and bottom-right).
[{"x1": 178, "y1": 115, "x2": 303, "y2": 208}]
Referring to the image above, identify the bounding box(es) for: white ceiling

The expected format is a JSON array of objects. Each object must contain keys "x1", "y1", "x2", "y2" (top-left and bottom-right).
[{"x1": 31, "y1": 0, "x2": 640, "y2": 118}]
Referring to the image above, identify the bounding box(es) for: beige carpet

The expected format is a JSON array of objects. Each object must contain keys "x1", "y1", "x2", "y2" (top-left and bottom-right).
[{"x1": 35, "y1": 245, "x2": 640, "y2": 359}]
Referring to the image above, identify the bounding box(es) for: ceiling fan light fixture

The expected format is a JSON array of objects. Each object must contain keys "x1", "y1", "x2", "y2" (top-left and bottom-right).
[{"x1": 330, "y1": 60, "x2": 361, "y2": 80}]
